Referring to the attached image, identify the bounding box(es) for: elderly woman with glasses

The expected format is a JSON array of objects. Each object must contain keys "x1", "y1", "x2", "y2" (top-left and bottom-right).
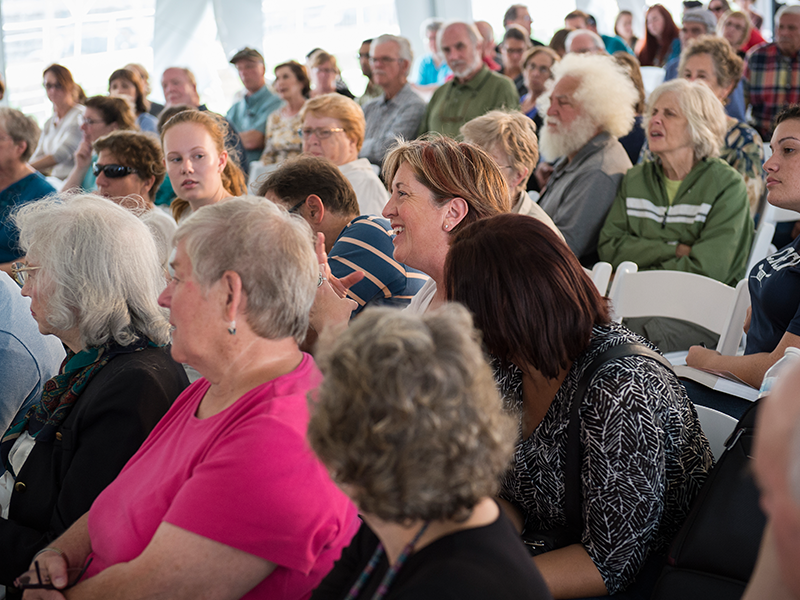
[
  {"x1": 309, "y1": 306, "x2": 553, "y2": 600},
  {"x1": 19, "y1": 197, "x2": 358, "y2": 600},
  {"x1": 0, "y1": 195, "x2": 188, "y2": 591},
  {"x1": 300, "y1": 93, "x2": 388, "y2": 216}
]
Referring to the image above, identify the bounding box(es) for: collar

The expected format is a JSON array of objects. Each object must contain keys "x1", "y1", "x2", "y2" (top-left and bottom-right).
[
  {"x1": 245, "y1": 85, "x2": 271, "y2": 101},
  {"x1": 553, "y1": 131, "x2": 612, "y2": 175},
  {"x1": 450, "y1": 65, "x2": 491, "y2": 90}
]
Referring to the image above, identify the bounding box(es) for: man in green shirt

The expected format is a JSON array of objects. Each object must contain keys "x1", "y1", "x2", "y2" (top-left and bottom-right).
[{"x1": 417, "y1": 21, "x2": 519, "y2": 139}]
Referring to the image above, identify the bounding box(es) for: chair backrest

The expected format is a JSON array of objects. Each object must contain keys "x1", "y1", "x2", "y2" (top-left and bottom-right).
[
  {"x1": 584, "y1": 261, "x2": 612, "y2": 296},
  {"x1": 746, "y1": 221, "x2": 775, "y2": 276},
  {"x1": 607, "y1": 261, "x2": 738, "y2": 337},
  {"x1": 716, "y1": 279, "x2": 750, "y2": 356},
  {"x1": 694, "y1": 405, "x2": 739, "y2": 461}
]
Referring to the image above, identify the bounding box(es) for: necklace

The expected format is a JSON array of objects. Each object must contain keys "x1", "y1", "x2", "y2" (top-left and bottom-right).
[{"x1": 343, "y1": 521, "x2": 430, "y2": 600}]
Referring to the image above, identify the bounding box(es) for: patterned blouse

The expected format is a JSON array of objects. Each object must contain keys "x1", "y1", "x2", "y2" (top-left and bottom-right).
[
  {"x1": 495, "y1": 322, "x2": 713, "y2": 594},
  {"x1": 261, "y1": 108, "x2": 303, "y2": 166}
]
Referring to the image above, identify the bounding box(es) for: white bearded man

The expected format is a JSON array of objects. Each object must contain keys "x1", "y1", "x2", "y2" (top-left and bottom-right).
[{"x1": 536, "y1": 53, "x2": 636, "y2": 264}]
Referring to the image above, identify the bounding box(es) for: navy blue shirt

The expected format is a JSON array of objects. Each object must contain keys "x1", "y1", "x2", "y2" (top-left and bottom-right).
[{"x1": 0, "y1": 172, "x2": 56, "y2": 262}]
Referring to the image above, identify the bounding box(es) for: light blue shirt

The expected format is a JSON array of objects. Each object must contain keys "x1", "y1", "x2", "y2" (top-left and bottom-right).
[
  {"x1": 0, "y1": 274, "x2": 65, "y2": 434},
  {"x1": 226, "y1": 85, "x2": 283, "y2": 165}
]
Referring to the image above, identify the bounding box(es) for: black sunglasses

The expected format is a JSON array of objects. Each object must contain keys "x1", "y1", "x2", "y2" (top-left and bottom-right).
[
  {"x1": 15, "y1": 557, "x2": 93, "y2": 590},
  {"x1": 92, "y1": 163, "x2": 138, "y2": 178}
]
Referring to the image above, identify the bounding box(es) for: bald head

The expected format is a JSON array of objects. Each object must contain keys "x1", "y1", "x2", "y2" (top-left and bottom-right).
[{"x1": 754, "y1": 361, "x2": 800, "y2": 597}]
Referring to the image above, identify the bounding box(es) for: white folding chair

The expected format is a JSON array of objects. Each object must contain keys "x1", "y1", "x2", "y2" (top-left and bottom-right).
[
  {"x1": 584, "y1": 261, "x2": 612, "y2": 296},
  {"x1": 746, "y1": 220, "x2": 775, "y2": 275},
  {"x1": 607, "y1": 262, "x2": 747, "y2": 364},
  {"x1": 694, "y1": 405, "x2": 739, "y2": 460}
]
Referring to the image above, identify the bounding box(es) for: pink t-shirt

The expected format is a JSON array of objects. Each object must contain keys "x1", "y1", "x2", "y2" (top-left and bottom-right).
[{"x1": 85, "y1": 353, "x2": 358, "y2": 599}]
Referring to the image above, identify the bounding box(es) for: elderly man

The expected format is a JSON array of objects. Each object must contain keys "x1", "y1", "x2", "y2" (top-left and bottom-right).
[
  {"x1": 360, "y1": 34, "x2": 426, "y2": 166},
  {"x1": 536, "y1": 53, "x2": 635, "y2": 264},
  {"x1": 357, "y1": 39, "x2": 383, "y2": 106},
  {"x1": 160, "y1": 66, "x2": 249, "y2": 174},
  {"x1": 564, "y1": 9, "x2": 629, "y2": 54},
  {"x1": 258, "y1": 156, "x2": 427, "y2": 315},
  {"x1": 663, "y1": 8, "x2": 717, "y2": 79},
  {"x1": 745, "y1": 5, "x2": 800, "y2": 140},
  {"x1": 566, "y1": 29, "x2": 607, "y2": 55},
  {"x1": 742, "y1": 362, "x2": 800, "y2": 600},
  {"x1": 418, "y1": 21, "x2": 519, "y2": 138},
  {"x1": 226, "y1": 47, "x2": 282, "y2": 165},
  {"x1": 503, "y1": 4, "x2": 543, "y2": 46}
]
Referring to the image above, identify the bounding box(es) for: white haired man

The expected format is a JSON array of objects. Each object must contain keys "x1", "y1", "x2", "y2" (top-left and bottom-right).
[
  {"x1": 743, "y1": 362, "x2": 800, "y2": 599},
  {"x1": 745, "y1": 4, "x2": 800, "y2": 140},
  {"x1": 417, "y1": 21, "x2": 519, "y2": 138},
  {"x1": 536, "y1": 53, "x2": 636, "y2": 264},
  {"x1": 360, "y1": 34, "x2": 427, "y2": 166},
  {"x1": 565, "y1": 30, "x2": 606, "y2": 55}
]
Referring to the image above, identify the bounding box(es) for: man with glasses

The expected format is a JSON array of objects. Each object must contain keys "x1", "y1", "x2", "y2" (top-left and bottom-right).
[
  {"x1": 360, "y1": 34, "x2": 426, "y2": 166},
  {"x1": 418, "y1": 21, "x2": 519, "y2": 138},
  {"x1": 258, "y1": 156, "x2": 428, "y2": 316},
  {"x1": 503, "y1": 4, "x2": 544, "y2": 47}
]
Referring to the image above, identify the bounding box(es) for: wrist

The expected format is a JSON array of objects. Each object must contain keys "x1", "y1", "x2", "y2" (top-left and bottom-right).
[{"x1": 32, "y1": 546, "x2": 67, "y2": 565}]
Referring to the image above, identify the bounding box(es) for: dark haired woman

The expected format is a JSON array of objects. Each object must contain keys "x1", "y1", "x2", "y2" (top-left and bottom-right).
[
  {"x1": 637, "y1": 4, "x2": 680, "y2": 67},
  {"x1": 446, "y1": 213, "x2": 713, "y2": 599},
  {"x1": 109, "y1": 68, "x2": 159, "y2": 133}
]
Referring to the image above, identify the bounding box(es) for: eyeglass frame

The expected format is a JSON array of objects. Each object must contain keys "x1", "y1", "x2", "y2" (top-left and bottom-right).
[
  {"x1": 297, "y1": 127, "x2": 345, "y2": 140},
  {"x1": 10, "y1": 262, "x2": 41, "y2": 287}
]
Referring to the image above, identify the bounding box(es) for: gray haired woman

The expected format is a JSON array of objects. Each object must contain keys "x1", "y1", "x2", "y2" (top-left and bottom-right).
[
  {"x1": 0, "y1": 194, "x2": 188, "y2": 588},
  {"x1": 309, "y1": 306, "x2": 553, "y2": 600}
]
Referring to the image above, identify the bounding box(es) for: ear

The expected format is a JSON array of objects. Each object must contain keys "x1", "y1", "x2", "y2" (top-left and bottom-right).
[
  {"x1": 141, "y1": 174, "x2": 157, "y2": 197},
  {"x1": 14, "y1": 140, "x2": 27, "y2": 160},
  {"x1": 305, "y1": 194, "x2": 326, "y2": 225},
  {"x1": 443, "y1": 197, "x2": 469, "y2": 231},
  {"x1": 510, "y1": 166, "x2": 529, "y2": 191},
  {"x1": 217, "y1": 150, "x2": 228, "y2": 174},
  {"x1": 219, "y1": 270, "x2": 244, "y2": 323}
]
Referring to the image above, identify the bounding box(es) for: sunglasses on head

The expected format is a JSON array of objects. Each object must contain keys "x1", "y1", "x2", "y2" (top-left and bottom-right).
[{"x1": 92, "y1": 163, "x2": 138, "y2": 178}]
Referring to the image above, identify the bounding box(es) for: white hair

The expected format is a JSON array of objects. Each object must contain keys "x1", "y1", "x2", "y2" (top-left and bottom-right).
[
  {"x1": 420, "y1": 17, "x2": 444, "y2": 40},
  {"x1": 777, "y1": 4, "x2": 800, "y2": 22},
  {"x1": 542, "y1": 53, "x2": 637, "y2": 138},
  {"x1": 437, "y1": 21, "x2": 482, "y2": 52},
  {"x1": 14, "y1": 194, "x2": 170, "y2": 348},
  {"x1": 565, "y1": 29, "x2": 605, "y2": 53},
  {"x1": 174, "y1": 196, "x2": 317, "y2": 344},
  {"x1": 645, "y1": 78, "x2": 726, "y2": 159},
  {"x1": 373, "y1": 34, "x2": 414, "y2": 77}
]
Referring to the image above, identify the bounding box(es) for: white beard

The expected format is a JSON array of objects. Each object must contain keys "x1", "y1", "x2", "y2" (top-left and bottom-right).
[{"x1": 539, "y1": 112, "x2": 598, "y2": 162}]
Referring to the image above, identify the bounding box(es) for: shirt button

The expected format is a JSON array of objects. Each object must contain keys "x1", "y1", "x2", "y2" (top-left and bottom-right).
[{"x1": 14, "y1": 482, "x2": 26, "y2": 493}]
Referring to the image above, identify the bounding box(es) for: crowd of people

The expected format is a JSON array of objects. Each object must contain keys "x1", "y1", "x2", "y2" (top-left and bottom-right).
[{"x1": 0, "y1": 1, "x2": 800, "y2": 599}]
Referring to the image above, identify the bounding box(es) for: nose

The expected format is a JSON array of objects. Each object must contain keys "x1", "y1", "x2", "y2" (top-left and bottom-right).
[
  {"x1": 764, "y1": 152, "x2": 778, "y2": 173},
  {"x1": 158, "y1": 283, "x2": 172, "y2": 308},
  {"x1": 546, "y1": 102, "x2": 558, "y2": 117},
  {"x1": 182, "y1": 159, "x2": 193, "y2": 174},
  {"x1": 382, "y1": 194, "x2": 397, "y2": 219}
]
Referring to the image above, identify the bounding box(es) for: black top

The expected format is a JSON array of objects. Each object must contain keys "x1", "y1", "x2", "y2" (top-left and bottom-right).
[{"x1": 312, "y1": 511, "x2": 553, "y2": 600}]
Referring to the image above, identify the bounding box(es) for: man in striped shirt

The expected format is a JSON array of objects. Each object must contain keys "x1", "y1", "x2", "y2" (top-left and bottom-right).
[{"x1": 258, "y1": 155, "x2": 428, "y2": 315}]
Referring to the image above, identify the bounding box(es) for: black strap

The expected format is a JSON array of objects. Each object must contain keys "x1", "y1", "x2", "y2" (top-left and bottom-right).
[{"x1": 564, "y1": 342, "x2": 674, "y2": 540}]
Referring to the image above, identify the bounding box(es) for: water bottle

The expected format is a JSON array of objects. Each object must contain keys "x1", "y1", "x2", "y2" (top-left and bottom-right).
[{"x1": 758, "y1": 346, "x2": 800, "y2": 399}]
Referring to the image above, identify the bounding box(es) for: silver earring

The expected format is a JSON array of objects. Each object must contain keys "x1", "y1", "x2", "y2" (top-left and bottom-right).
[
  {"x1": 228, "y1": 320, "x2": 236, "y2": 335},
  {"x1": 444, "y1": 224, "x2": 450, "y2": 230}
]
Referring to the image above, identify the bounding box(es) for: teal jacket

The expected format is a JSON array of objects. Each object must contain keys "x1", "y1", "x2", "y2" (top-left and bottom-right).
[{"x1": 598, "y1": 157, "x2": 753, "y2": 286}]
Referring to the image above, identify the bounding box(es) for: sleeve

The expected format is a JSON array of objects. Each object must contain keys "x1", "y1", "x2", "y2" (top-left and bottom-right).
[
  {"x1": 578, "y1": 357, "x2": 674, "y2": 594},
  {"x1": 597, "y1": 175, "x2": 679, "y2": 269},
  {"x1": 310, "y1": 521, "x2": 374, "y2": 600},
  {"x1": 659, "y1": 170, "x2": 753, "y2": 284},
  {"x1": 552, "y1": 171, "x2": 622, "y2": 260},
  {"x1": 163, "y1": 409, "x2": 350, "y2": 573},
  {"x1": 0, "y1": 357, "x2": 182, "y2": 584},
  {"x1": 49, "y1": 116, "x2": 82, "y2": 165}
]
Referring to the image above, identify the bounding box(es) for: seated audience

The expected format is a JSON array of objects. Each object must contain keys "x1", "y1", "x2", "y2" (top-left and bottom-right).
[
  {"x1": 686, "y1": 106, "x2": 800, "y2": 389},
  {"x1": 415, "y1": 18, "x2": 452, "y2": 87},
  {"x1": 742, "y1": 362, "x2": 800, "y2": 600},
  {"x1": 381, "y1": 136, "x2": 509, "y2": 314},
  {"x1": 62, "y1": 95, "x2": 137, "y2": 194},
  {"x1": 613, "y1": 52, "x2": 648, "y2": 163},
  {"x1": 535, "y1": 53, "x2": 635, "y2": 265},
  {"x1": 300, "y1": 94, "x2": 389, "y2": 215},
  {"x1": 0, "y1": 194, "x2": 188, "y2": 589},
  {"x1": 160, "y1": 109, "x2": 246, "y2": 221},
  {"x1": 599, "y1": 79, "x2": 752, "y2": 292},
  {"x1": 460, "y1": 110, "x2": 562, "y2": 238},
  {"x1": 259, "y1": 155, "x2": 427, "y2": 314},
  {"x1": 160, "y1": 67, "x2": 248, "y2": 175},
  {"x1": 29, "y1": 64, "x2": 84, "y2": 181},
  {"x1": 417, "y1": 21, "x2": 519, "y2": 138},
  {"x1": 519, "y1": 46, "x2": 560, "y2": 133},
  {"x1": 108, "y1": 68, "x2": 159, "y2": 132},
  {"x1": 500, "y1": 25, "x2": 532, "y2": 98},
  {"x1": 0, "y1": 108, "x2": 55, "y2": 272},
  {"x1": 125, "y1": 63, "x2": 163, "y2": 117},
  {"x1": 359, "y1": 34, "x2": 426, "y2": 167},
  {"x1": 17, "y1": 197, "x2": 359, "y2": 600},
  {"x1": 445, "y1": 213, "x2": 713, "y2": 598},
  {"x1": 0, "y1": 273, "x2": 64, "y2": 436},
  {"x1": 226, "y1": 47, "x2": 282, "y2": 166},
  {"x1": 261, "y1": 60, "x2": 309, "y2": 167},
  {"x1": 308, "y1": 306, "x2": 553, "y2": 600},
  {"x1": 637, "y1": 4, "x2": 681, "y2": 67}
]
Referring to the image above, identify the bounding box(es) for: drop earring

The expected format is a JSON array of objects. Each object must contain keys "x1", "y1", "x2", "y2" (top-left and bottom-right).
[{"x1": 228, "y1": 320, "x2": 236, "y2": 335}]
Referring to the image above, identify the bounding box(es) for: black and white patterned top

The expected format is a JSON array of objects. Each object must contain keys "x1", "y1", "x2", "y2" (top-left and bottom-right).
[{"x1": 495, "y1": 322, "x2": 713, "y2": 594}]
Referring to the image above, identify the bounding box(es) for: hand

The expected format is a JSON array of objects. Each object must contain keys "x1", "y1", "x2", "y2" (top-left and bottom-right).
[
  {"x1": 309, "y1": 279, "x2": 358, "y2": 335},
  {"x1": 686, "y1": 345, "x2": 721, "y2": 370},
  {"x1": 18, "y1": 549, "x2": 69, "y2": 600},
  {"x1": 675, "y1": 243, "x2": 692, "y2": 258},
  {"x1": 238, "y1": 129, "x2": 265, "y2": 151},
  {"x1": 314, "y1": 233, "x2": 364, "y2": 299},
  {"x1": 534, "y1": 162, "x2": 554, "y2": 190},
  {"x1": 74, "y1": 133, "x2": 92, "y2": 170}
]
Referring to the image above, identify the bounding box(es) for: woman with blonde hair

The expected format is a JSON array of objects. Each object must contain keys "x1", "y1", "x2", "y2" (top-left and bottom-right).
[
  {"x1": 308, "y1": 50, "x2": 352, "y2": 99},
  {"x1": 160, "y1": 110, "x2": 246, "y2": 221}
]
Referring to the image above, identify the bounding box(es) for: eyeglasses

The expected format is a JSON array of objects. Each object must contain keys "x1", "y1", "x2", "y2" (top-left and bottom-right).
[
  {"x1": 44, "y1": 83, "x2": 63, "y2": 90},
  {"x1": 15, "y1": 558, "x2": 93, "y2": 590},
  {"x1": 92, "y1": 163, "x2": 138, "y2": 178},
  {"x1": 369, "y1": 57, "x2": 400, "y2": 65},
  {"x1": 526, "y1": 64, "x2": 552, "y2": 74},
  {"x1": 81, "y1": 117, "x2": 104, "y2": 126},
  {"x1": 288, "y1": 198, "x2": 307, "y2": 214},
  {"x1": 10, "y1": 262, "x2": 41, "y2": 287},
  {"x1": 357, "y1": 53, "x2": 370, "y2": 59},
  {"x1": 298, "y1": 127, "x2": 344, "y2": 140}
]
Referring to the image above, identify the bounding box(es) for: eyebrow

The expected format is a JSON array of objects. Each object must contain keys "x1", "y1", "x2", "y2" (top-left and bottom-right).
[{"x1": 777, "y1": 136, "x2": 800, "y2": 145}]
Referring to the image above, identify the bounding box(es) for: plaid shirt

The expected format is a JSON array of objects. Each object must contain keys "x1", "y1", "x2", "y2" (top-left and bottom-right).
[{"x1": 744, "y1": 42, "x2": 800, "y2": 140}]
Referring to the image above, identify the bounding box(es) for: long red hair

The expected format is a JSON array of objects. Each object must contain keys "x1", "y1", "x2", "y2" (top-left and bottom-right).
[{"x1": 637, "y1": 4, "x2": 680, "y2": 67}]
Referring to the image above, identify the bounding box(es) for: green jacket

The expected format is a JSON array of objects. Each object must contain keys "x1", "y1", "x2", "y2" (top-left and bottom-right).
[{"x1": 598, "y1": 157, "x2": 753, "y2": 286}]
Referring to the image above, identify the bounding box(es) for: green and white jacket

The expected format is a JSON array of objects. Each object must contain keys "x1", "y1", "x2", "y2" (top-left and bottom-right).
[{"x1": 598, "y1": 157, "x2": 754, "y2": 286}]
